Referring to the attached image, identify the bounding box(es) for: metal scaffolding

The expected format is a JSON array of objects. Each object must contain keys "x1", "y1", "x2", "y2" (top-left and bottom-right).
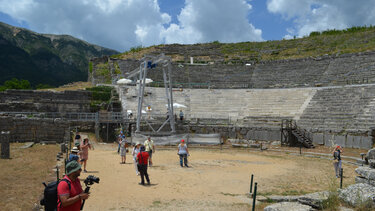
[{"x1": 126, "y1": 53, "x2": 175, "y2": 134}]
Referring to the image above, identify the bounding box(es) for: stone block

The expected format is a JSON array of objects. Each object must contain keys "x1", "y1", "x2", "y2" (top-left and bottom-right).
[
  {"x1": 324, "y1": 134, "x2": 335, "y2": 147},
  {"x1": 338, "y1": 183, "x2": 375, "y2": 207},
  {"x1": 264, "y1": 202, "x2": 313, "y2": 211},
  {"x1": 355, "y1": 167, "x2": 375, "y2": 180},
  {"x1": 352, "y1": 136, "x2": 362, "y2": 149},
  {"x1": 367, "y1": 148, "x2": 375, "y2": 160},
  {"x1": 269, "y1": 130, "x2": 281, "y2": 141},
  {"x1": 361, "y1": 137, "x2": 373, "y2": 149},
  {"x1": 335, "y1": 135, "x2": 346, "y2": 147},
  {"x1": 345, "y1": 135, "x2": 354, "y2": 148},
  {"x1": 312, "y1": 133, "x2": 324, "y2": 145}
]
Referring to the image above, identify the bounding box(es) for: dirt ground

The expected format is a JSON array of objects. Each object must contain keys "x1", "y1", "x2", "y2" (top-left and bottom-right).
[{"x1": 80, "y1": 141, "x2": 359, "y2": 211}]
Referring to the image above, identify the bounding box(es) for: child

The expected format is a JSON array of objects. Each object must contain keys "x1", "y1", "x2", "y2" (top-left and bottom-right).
[{"x1": 177, "y1": 139, "x2": 189, "y2": 167}]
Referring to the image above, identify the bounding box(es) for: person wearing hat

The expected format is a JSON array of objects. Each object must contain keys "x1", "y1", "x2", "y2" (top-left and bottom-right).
[
  {"x1": 177, "y1": 139, "x2": 189, "y2": 167},
  {"x1": 144, "y1": 136, "x2": 155, "y2": 166},
  {"x1": 57, "y1": 161, "x2": 89, "y2": 211},
  {"x1": 333, "y1": 145, "x2": 343, "y2": 178},
  {"x1": 74, "y1": 132, "x2": 81, "y2": 147},
  {"x1": 132, "y1": 142, "x2": 142, "y2": 175},
  {"x1": 136, "y1": 146, "x2": 150, "y2": 185},
  {"x1": 68, "y1": 147, "x2": 80, "y2": 163}
]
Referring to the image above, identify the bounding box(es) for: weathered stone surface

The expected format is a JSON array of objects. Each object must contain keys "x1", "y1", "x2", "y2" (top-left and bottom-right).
[
  {"x1": 367, "y1": 148, "x2": 375, "y2": 160},
  {"x1": 20, "y1": 142, "x2": 34, "y2": 149},
  {"x1": 369, "y1": 159, "x2": 375, "y2": 169},
  {"x1": 263, "y1": 195, "x2": 299, "y2": 202},
  {"x1": 338, "y1": 183, "x2": 375, "y2": 207},
  {"x1": 355, "y1": 167, "x2": 375, "y2": 180},
  {"x1": 297, "y1": 191, "x2": 329, "y2": 209},
  {"x1": 355, "y1": 176, "x2": 375, "y2": 186},
  {"x1": 264, "y1": 202, "x2": 313, "y2": 211}
]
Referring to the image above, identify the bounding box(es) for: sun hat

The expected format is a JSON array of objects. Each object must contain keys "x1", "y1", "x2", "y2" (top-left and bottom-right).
[
  {"x1": 66, "y1": 160, "x2": 81, "y2": 175},
  {"x1": 135, "y1": 142, "x2": 141, "y2": 146},
  {"x1": 71, "y1": 147, "x2": 79, "y2": 153}
]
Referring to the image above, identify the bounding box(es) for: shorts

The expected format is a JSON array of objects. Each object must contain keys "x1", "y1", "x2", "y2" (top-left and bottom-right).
[{"x1": 147, "y1": 150, "x2": 152, "y2": 158}]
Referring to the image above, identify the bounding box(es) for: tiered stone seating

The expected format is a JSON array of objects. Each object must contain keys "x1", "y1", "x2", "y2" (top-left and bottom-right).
[
  {"x1": 122, "y1": 87, "x2": 316, "y2": 127},
  {"x1": 297, "y1": 85, "x2": 375, "y2": 132}
]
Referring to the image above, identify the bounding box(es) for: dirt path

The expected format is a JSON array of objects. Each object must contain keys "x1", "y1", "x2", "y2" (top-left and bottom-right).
[{"x1": 81, "y1": 142, "x2": 357, "y2": 211}]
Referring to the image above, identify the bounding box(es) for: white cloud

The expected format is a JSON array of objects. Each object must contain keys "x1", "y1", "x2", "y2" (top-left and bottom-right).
[
  {"x1": 0, "y1": 0, "x2": 263, "y2": 51},
  {"x1": 267, "y1": 0, "x2": 375, "y2": 38},
  {"x1": 162, "y1": 0, "x2": 263, "y2": 44}
]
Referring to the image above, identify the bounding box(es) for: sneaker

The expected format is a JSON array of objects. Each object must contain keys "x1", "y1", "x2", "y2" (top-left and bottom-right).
[
  {"x1": 185, "y1": 165, "x2": 189, "y2": 167},
  {"x1": 147, "y1": 181, "x2": 151, "y2": 185},
  {"x1": 84, "y1": 169, "x2": 88, "y2": 173},
  {"x1": 139, "y1": 182, "x2": 145, "y2": 186}
]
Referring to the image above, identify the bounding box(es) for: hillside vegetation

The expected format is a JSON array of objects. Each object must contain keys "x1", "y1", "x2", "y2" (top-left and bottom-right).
[
  {"x1": 112, "y1": 26, "x2": 375, "y2": 63},
  {"x1": 0, "y1": 22, "x2": 118, "y2": 87}
]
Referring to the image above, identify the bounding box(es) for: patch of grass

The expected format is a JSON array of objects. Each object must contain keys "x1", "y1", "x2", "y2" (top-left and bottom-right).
[
  {"x1": 0, "y1": 143, "x2": 59, "y2": 210},
  {"x1": 321, "y1": 177, "x2": 340, "y2": 211},
  {"x1": 220, "y1": 192, "x2": 240, "y2": 196}
]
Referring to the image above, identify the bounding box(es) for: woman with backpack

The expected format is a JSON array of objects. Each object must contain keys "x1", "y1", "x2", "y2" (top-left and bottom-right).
[
  {"x1": 177, "y1": 139, "x2": 189, "y2": 167},
  {"x1": 333, "y1": 145, "x2": 343, "y2": 178}
]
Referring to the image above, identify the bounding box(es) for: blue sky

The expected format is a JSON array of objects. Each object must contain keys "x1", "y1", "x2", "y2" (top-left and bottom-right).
[{"x1": 0, "y1": 0, "x2": 374, "y2": 52}]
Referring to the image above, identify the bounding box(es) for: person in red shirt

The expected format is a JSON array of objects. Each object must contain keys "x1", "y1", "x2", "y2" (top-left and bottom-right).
[
  {"x1": 136, "y1": 146, "x2": 150, "y2": 185},
  {"x1": 57, "y1": 160, "x2": 89, "y2": 211}
]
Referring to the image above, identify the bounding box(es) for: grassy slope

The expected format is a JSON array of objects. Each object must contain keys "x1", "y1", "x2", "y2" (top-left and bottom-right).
[{"x1": 112, "y1": 27, "x2": 375, "y2": 63}]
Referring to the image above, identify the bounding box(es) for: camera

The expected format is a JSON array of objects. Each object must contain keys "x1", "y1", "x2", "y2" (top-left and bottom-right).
[{"x1": 84, "y1": 175, "x2": 100, "y2": 185}]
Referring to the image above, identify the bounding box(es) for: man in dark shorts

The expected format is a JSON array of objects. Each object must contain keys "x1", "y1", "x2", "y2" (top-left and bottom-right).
[{"x1": 136, "y1": 146, "x2": 150, "y2": 185}]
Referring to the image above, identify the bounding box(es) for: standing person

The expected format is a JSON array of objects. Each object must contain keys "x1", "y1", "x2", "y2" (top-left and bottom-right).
[
  {"x1": 136, "y1": 146, "x2": 150, "y2": 185},
  {"x1": 144, "y1": 136, "x2": 155, "y2": 166},
  {"x1": 179, "y1": 110, "x2": 184, "y2": 121},
  {"x1": 57, "y1": 161, "x2": 89, "y2": 211},
  {"x1": 80, "y1": 138, "x2": 92, "y2": 172},
  {"x1": 132, "y1": 142, "x2": 142, "y2": 175},
  {"x1": 74, "y1": 132, "x2": 81, "y2": 147},
  {"x1": 119, "y1": 134, "x2": 127, "y2": 164},
  {"x1": 333, "y1": 145, "x2": 343, "y2": 178},
  {"x1": 117, "y1": 131, "x2": 125, "y2": 154},
  {"x1": 177, "y1": 139, "x2": 189, "y2": 167},
  {"x1": 68, "y1": 147, "x2": 80, "y2": 163}
]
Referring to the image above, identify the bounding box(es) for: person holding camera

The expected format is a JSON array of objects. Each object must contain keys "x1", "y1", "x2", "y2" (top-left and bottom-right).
[
  {"x1": 177, "y1": 139, "x2": 189, "y2": 167},
  {"x1": 333, "y1": 145, "x2": 343, "y2": 178},
  {"x1": 136, "y1": 146, "x2": 151, "y2": 185},
  {"x1": 144, "y1": 136, "x2": 155, "y2": 166},
  {"x1": 57, "y1": 161, "x2": 89, "y2": 211}
]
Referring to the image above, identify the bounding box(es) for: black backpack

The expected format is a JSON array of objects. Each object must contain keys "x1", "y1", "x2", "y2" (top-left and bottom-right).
[{"x1": 40, "y1": 179, "x2": 71, "y2": 211}]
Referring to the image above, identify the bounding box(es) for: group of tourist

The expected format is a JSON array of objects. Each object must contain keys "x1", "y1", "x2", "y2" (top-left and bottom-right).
[{"x1": 68, "y1": 132, "x2": 92, "y2": 173}]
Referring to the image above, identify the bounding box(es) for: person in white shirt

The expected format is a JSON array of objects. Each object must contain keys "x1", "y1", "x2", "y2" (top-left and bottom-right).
[{"x1": 132, "y1": 142, "x2": 142, "y2": 175}]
